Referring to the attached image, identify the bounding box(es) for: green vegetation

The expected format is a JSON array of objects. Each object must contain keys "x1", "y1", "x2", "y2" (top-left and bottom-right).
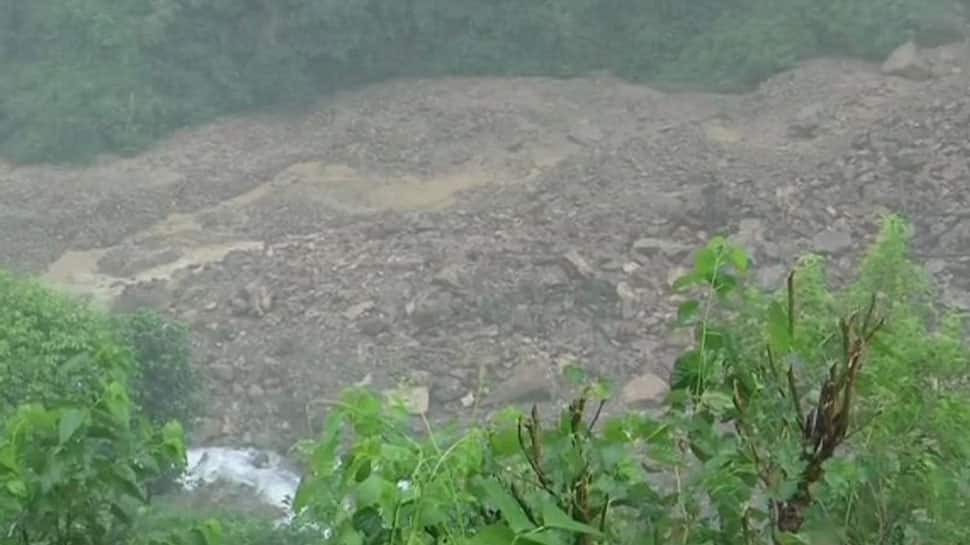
[
  {"x1": 0, "y1": 0, "x2": 961, "y2": 163},
  {"x1": 113, "y1": 310, "x2": 203, "y2": 432},
  {"x1": 1, "y1": 214, "x2": 968, "y2": 544},
  {"x1": 283, "y1": 215, "x2": 970, "y2": 544}
]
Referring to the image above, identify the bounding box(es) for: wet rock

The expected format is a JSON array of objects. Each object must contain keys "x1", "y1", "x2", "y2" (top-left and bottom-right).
[
  {"x1": 756, "y1": 264, "x2": 788, "y2": 290},
  {"x1": 358, "y1": 317, "x2": 391, "y2": 336},
  {"x1": 811, "y1": 227, "x2": 853, "y2": 254},
  {"x1": 616, "y1": 281, "x2": 640, "y2": 319},
  {"x1": 384, "y1": 385, "x2": 430, "y2": 415},
  {"x1": 561, "y1": 250, "x2": 596, "y2": 280},
  {"x1": 112, "y1": 280, "x2": 171, "y2": 313},
  {"x1": 621, "y1": 372, "x2": 669, "y2": 408},
  {"x1": 210, "y1": 363, "x2": 236, "y2": 384},
  {"x1": 247, "y1": 384, "x2": 264, "y2": 398},
  {"x1": 889, "y1": 148, "x2": 927, "y2": 172},
  {"x1": 631, "y1": 237, "x2": 692, "y2": 258},
  {"x1": 432, "y1": 264, "x2": 465, "y2": 291},
  {"x1": 788, "y1": 104, "x2": 823, "y2": 139},
  {"x1": 344, "y1": 300, "x2": 375, "y2": 320},
  {"x1": 431, "y1": 375, "x2": 466, "y2": 403},
  {"x1": 231, "y1": 282, "x2": 273, "y2": 317},
  {"x1": 881, "y1": 41, "x2": 934, "y2": 81},
  {"x1": 485, "y1": 362, "x2": 556, "y2": 406}
]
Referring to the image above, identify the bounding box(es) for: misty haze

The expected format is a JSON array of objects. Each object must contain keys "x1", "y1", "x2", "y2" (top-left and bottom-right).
[{"x1": 1, "y1": 1, "x2": 969, "y2": 544}]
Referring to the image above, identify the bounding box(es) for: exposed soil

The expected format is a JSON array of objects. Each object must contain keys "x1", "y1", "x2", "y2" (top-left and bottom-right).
[{"x1": 2, "y1": 42, "x2": 969, "y2": 451}]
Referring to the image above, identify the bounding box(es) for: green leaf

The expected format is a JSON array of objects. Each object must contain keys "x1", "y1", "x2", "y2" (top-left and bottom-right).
[
  {"x1": 540, "y1": 500, "x2": 603, "y2": 536},
  {"x1": 5, "y1": 479, "x2": 27, "y2": 498},
  {"x1": 676, "y1": 300, "x2": 701, "y2": 325},
  {"x1": 520, "y1": 528, "x2": 567, "y2": 545},
  {"x1": 672, "y1": 271, "x2": 703, "y2": 293},
  {"x1": 562, "y1": 364, "x2": 587, "y2": 386},
  {"x1": 766, "y1": 300, "x2": 793, "y2": 353},
  {"x1": 58, "y1": 409, "x2": 88, "y2": 445},
  {"x1": 480, "y1": 478, "x2": 535, "y2": 533},
  {"x1": 671, "y1": 350, "x2": 704, "y2": 393},
  {"x1": 469, "y1": 524, "x2": 517, "y2": 545},
  {"x1": 700, "y1": 390, "x2": 734, "y2": 415},
  {"x1": 111, "y1": 467, "x2": 147, "y2": 503},
  {"x1": 727, "y1": 245, "x2": 749, "y2": 273},
  {"x1": 355, "y1": 473, "x2": 385, "y2": 506}
]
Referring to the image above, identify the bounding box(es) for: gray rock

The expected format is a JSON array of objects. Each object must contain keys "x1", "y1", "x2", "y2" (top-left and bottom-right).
[
  {"x1": 210, "y1": 363, "x2": 236, "y2": 384},
  {"x1": 881, "y1": 41, "x2": 934, "y2": 81},
  {"x1": 432, "y1": 264, "x2": 465, "y2": 291},
  {"x1": 788, "y1": 104, "x2": 823, "y2": 139},
  {"x1": 344, "y1": 300, "x2": 375, "y2": 320},
  {"x1": 631, "y1": 237, "x2": 692, "y2": 258},
  {"x1": 621, "y1": 372, "x2": 669, "y2": 408},
  {"x1": 383, "y1": 385, "x2": 430, "y2": 415},
  {"x1": 358, "y1": 317, "x2": 391, "y2": 336},
  {"x1": 812, "y1": 228, "x2": 853, "y2": 254},
  {"x1": 561, "y1": 250, "x2": 596, "y2": 280},
  {"x1": 485, "y1": 362, "x2": 557, "y2": 406}
]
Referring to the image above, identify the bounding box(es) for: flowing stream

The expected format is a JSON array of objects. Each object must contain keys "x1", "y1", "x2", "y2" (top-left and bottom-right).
[{"x1": 179, "y1": 446, "x2": 302, "y2": 520}]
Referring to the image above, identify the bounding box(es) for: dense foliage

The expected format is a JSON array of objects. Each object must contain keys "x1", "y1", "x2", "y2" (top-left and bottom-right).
[
  {"x1": 0, "y1": 0, "x2": 962, "y2": 162},
  {"x1": 0, "y1": 213, "x2": 967, "y2": 544},
  {"x1": 0, "y1": 272, "x2": 135, "y2": 416},
  {"x1": 113, "y1": 310, "x2": 202, "y2": 432},
  {"x1": 0, "y1": 272, "x2": 202, "y2": 429},
  {"x1": 0, "y1": 275, "x2": 219, "y2": 544}
]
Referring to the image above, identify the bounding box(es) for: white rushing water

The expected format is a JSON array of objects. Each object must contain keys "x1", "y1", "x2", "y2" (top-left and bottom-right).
[{"x1": 180, "y1": 447, "x2": 302, "y2": 515}]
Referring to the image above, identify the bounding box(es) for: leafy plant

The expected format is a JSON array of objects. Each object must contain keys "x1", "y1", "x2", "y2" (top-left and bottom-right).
[
  {"x1": 0, "y1": 354, "x2": 187, "y2": 545},
  {"x1": 113, "y1": 309, "x2": 203, "y2": 431},
  {"x1": 663, "y1": 215, "x2": 970, "y2": 544},
  {"x1": 0, "y1": 271, "x2": 136, "y2": 417}
]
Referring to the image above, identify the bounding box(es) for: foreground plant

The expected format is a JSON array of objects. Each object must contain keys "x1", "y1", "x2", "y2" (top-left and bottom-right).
[
  {"x1": 288, "y1": 214, "x2": 969, "y2": 545},
  {"x1": 665, "y1": 215, "x2": 970, "y2": 544}
]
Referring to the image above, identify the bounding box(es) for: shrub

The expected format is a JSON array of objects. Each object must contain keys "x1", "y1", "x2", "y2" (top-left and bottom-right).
[
  {"x1": 131, "y1": 503, "x2": 325, "y2": 545},
  {"x1": 0, "y1": 271, "x2": 135, "y2": 416},
  {"x1": 113, "y1": 309, "x2": 203, "y2": 431},
  {"x1": 0, "y1": 352, "x2": 191, "y2": 545}
]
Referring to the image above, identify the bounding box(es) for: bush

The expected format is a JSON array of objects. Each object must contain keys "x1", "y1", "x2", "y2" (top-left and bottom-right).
[
  {"x1": 0, "y1": 272, "x2": 202, "y2": 432},
  {"x1": 113, "y1": 309, "x2": 203, "y2": 432},
  {"x1": 0, "y1": 334, "x2": 200, "y2": 545},
  {"x1": 130, "y1": 503, "x2": 325, "y2": 545},
  {"x1": 0, "y1": 271, "x2": 135, "y2": 416},
  {"x1": 0, "y1": 0, "x2": 961, "y2": 163}
]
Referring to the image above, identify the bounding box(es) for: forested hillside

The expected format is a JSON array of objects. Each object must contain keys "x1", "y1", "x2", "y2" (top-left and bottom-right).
[{"x1": 0, "y1": 0, "x2": 962, "y2": 163}]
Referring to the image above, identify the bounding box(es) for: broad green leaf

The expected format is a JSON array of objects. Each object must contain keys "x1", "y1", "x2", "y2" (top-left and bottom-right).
[
  {"x1": 58, "y1": 409, "x2": 88, "y2": 445},
  {"x1": 111, "y1": 467, "x2": 147, "y2": 503},
  {"x1": 540, "y1": 500, "x2": 603, "y2": 536},
  {"x1": 676, "y1": 300, "x2": 700, "y2": 325},
  {"x1": 480, "y1": 478, "x2": 534, "y2": 533},
  {"x1": 727, "y1": 245, "x2": 749, "y2": 273},
  {"x1": 700, "y1": 390, "x2": 734, "y2": 415},
  {"x1": 672, "y1": 271, "x2": 703, "y2": 293},
  {"x1": 670, "y1": 349, "x2": 703, "y2": 392},
  {"x1": 355, "y1": 473, "x2": 385, "y2": 506},
  {"x1": 520, "y1": 528, "x2": 567, "y2": 545},
  {"x1": 5, "y1": 479, "x2": 27, "y2": 498},
  {"x1": 562, "y1": 364, "x2": 586, "y2": 386},
  {"x1": 469, "y1": 524, "x2": 517, "y2": 545},
  {"x1": 766, "y1": 300, "x2": 793, "y2": 353}
]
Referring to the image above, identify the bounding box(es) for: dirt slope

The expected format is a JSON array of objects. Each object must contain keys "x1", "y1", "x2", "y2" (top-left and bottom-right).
[{"x1": 1, "y1": 43, "x2": 969, "y2": 450}]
